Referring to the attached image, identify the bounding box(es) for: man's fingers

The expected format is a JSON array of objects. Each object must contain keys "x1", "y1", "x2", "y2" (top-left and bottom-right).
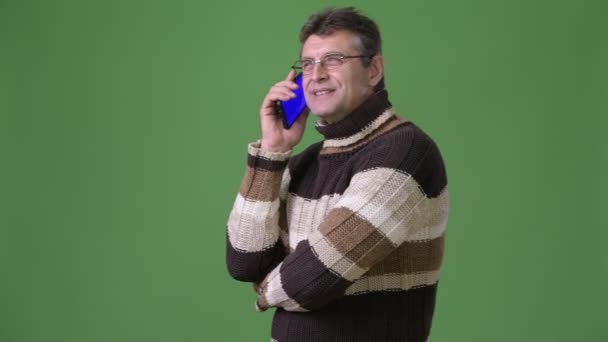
[
  {"x1": 269, "y1": 86, "x2": 296, "y2": 100},
  {"x1": 260, "y1": 71, "x2": 299, "y2": 118},
  {"x1": 275, "y1": 80, "x2": 299, "y2": 90},
  {"x1": 279, "y1": 69, "x2": 299, "y2": 90},
  {"x1": 285, "y1": 68, "x2": 296, "y2": 81},
  {"x1": 262, "y1": 90, "x2": 294, "y2": 113}
]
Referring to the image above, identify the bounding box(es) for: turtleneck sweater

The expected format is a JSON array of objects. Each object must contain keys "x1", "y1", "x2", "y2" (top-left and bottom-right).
[{"x1": 226, "y1": 90, "x2": 449, "y2": 342}]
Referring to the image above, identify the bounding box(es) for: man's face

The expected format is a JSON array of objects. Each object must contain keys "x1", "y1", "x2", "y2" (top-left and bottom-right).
[{"x1": 301, "y1": 30, "x2": 381, "y2": 124}]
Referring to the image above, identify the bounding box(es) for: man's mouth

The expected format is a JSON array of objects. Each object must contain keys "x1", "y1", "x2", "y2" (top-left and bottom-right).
[{"x1": 311, "y1": 89, "x2": 335, "y2": 96}]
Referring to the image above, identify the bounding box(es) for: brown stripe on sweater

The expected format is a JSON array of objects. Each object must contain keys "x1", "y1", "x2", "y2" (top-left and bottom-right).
[
  {"x1": 239, "y1": 167, "x2": 283, "y2": 202},
  {"x1": 319, "y1": 207, "x2": 396, "y2": 270},
  {"x1": 365, "y1": 234, "x2": 445, "y2": 276},
  {"x1": 247, "y1": 154, "x2": 289, "y2": 171},
  {"x1": 320, "y1": 116, "x2": 409, "y2": 155},
  {"x1": 279, "y1": 199, "x2": 288, "y2": 232}
]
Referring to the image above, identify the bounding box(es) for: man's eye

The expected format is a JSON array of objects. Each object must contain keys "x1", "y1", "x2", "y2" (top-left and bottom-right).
[
  {"x1": 324, "y1": 56, "x2": 343, "y2": 65},
  {"x1": 301, "y1": 60, "x2": 314, "y2": 68}
]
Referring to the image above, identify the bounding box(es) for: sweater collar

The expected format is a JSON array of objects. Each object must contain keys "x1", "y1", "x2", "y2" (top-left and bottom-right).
[{"x1": 314, "y1": 89, "x2": 394, "y2": 143}]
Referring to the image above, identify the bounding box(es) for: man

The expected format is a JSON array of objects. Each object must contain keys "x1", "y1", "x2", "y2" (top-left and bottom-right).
[{"x1": 226, "y1": 7, "x2": 449, "y2": 342}]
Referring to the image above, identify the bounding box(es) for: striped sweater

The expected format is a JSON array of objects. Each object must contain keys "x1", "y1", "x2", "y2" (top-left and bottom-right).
[{"x1": 226, "y1": 90, "x2": 449, "y2": 341}]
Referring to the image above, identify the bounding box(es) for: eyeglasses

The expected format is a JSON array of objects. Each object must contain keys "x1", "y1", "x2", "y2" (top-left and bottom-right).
[{"x1": 292, "y1": 54, "x2": 372, "y2": 74}]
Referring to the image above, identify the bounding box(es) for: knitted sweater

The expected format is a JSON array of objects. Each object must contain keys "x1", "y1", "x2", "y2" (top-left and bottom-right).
[{"x1": 226, "y1": 90, "x2": 449, "y2": 342}]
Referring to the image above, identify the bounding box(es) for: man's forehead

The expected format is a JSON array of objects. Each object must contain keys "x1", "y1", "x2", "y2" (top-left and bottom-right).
[{"x1": 301, "y1": 31, "x2": 359, "y2": 57}]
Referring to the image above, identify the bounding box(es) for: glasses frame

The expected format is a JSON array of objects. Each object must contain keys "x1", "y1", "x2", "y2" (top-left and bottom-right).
[{"x1": 292, "y1": 54, "x2": 373, "y2": 74}]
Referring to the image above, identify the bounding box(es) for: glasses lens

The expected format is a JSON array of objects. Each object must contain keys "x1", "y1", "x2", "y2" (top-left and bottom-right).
[
  {"x1": 300, "y1": 59, "x2": 314, "y2": 73},
  {"x1": 323, "y1": 55, "x2": 344, "y2": 68}
]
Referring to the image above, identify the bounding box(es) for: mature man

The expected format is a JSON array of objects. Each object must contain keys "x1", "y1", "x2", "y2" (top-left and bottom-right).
[{"x1": 226, "y1": 7, "x2": 449, "y2": 342}]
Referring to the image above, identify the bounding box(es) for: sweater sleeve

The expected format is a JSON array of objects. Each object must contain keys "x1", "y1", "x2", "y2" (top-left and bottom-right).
[
  {"x1": 225, "y1": 141, "x2": 292, "y2": 283},
  {"x1": 254, "y1": 135, "x2": 449, "y2": 312}
]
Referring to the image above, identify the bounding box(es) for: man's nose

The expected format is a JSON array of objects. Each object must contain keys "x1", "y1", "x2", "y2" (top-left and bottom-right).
[{"x1": 310, "y1": 62, "x2": 328, "y2": 82}]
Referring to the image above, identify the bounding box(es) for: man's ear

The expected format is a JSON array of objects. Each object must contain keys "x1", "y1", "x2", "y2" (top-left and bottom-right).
[{"x1": 368, "y1": 55, "x2": 384, "y2": 87}]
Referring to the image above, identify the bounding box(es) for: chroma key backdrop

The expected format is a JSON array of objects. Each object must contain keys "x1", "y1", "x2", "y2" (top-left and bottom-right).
[{"x1": 1, "y1": 0, "x2": 606, "y2": 341}]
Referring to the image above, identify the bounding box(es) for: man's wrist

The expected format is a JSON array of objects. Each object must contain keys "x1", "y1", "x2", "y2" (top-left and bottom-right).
[
  {"x1": 260, "y1": 140, "x2": 292, "y2": 153},
  {"x1": 248, "y1": 140, "x2": 292, "y2": 161}
]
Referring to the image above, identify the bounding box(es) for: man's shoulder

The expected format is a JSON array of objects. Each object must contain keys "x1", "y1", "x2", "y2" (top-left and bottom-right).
[
  {"x1": 361, "y1": 120, "x2": 435, "y2": 153},
  {"x1": 354, "y1": 120, "x2": 446, "y2": 176}
]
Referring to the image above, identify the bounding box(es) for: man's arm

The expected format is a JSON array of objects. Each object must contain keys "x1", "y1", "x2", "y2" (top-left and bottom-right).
[
  {"x1": 225, "y1": 142, "x2": 291, "y2": 282},
  {"x1": 255, "y1": 136, "x2": 449, "y2": 312},
  {"x1": 225, "y1": 69, "x2": 309, "y2": 282}
]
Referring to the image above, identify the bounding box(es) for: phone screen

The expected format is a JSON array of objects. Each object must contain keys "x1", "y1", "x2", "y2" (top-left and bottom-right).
[{"x1": 277, "y1": 73, "x2": 306, "y2": 129}]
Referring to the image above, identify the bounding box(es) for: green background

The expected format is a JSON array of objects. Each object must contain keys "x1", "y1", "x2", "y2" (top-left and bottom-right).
[{"x1": 1, "y1": 0, "x2": 607, "y2": 341}]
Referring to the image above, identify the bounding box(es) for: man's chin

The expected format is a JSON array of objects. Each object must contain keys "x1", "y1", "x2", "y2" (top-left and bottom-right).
[
  {"x1": 309, "y1": 104, "x2": 337, "y2": 117},
  {"x1": 310, "y1": 110, "x2": 334, "y2": 123},
  {"x1": 312, "y1": 111, "x2": 349, "y2": 125}
]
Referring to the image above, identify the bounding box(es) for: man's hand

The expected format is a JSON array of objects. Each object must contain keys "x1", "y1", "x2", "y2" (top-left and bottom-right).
[{"x1": 259, "y1": 69, "x2": 309, "y2": 152}]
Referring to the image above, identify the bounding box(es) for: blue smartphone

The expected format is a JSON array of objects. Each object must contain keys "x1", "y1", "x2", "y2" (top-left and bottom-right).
[{"x1": 275, "y1": 72, "x2": 307, "y2": 129}]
